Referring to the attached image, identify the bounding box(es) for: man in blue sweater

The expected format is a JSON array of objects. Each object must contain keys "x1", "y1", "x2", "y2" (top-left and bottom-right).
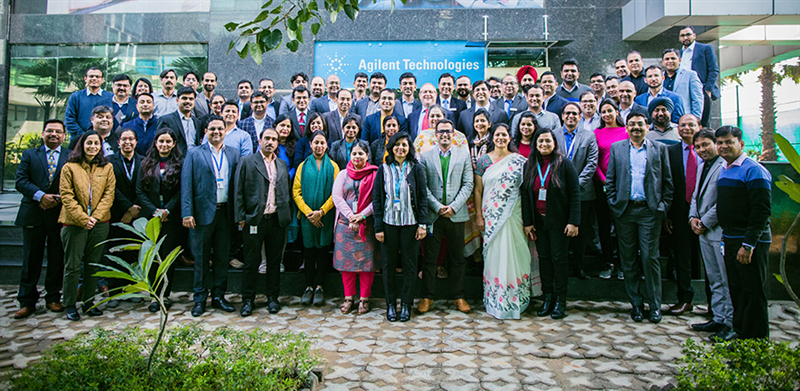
[
  {"x1": 715, "y1": 125, "x2": 772, "y2": 341},
  {"x1": 64, "y1": 67, "x2": 113, "y2": 149}
]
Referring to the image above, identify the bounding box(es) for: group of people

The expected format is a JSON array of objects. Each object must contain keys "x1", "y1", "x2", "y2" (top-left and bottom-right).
[{"x1": 13, "y1": 26, "x2": 773, "y2": 342}]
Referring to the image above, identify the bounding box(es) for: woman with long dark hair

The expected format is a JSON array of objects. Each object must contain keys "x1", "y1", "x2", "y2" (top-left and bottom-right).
[
  {"x1": 512, "y1": 111, "x2": 539, "y2": 158},
  {"x1": 132, "y1": 77, "x2": 153, "y2": 98},
  {"x1": 329, "y1": 113, "x2": 363, "y2": 169},
  {"x1": 136, "y1": 128, "x2": 183, "y2": 312},
  {"x1": 370, "y1": 115, "x2": 400, "y2": 167},
  {"x1": 521, "y1": 128, "x2": 581, "y2": 319},
  {"x1": 293, "y1": 111, "x2": 329, "y2": 169},
  {"x1": 373, "y1": 132, "x2": 427, "y2": 322},
  {"x1": 273, "y1": 113, "x2": 299, "y2": 179},
  {"x1": 59, "y1": 130, "x2": 116, "y2": 321}
]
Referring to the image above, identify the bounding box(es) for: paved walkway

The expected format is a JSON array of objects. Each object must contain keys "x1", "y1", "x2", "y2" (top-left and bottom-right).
[{"x1": 1, "y1": 287, "x2": 798, "y2": 390}]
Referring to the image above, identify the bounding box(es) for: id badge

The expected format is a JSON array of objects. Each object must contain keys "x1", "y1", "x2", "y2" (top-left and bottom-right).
[
  {"x1": 352, "y1": 201, "x2": 358, "y2": 212},
  {"x1": 538, "y1": 189, "x2": 547, "y2": 201},
  {"x1": 720, "y1": 242, "x2": 725, "y2": 256},
  {"x1": 393, "y1": 199, "x2": 401, "y2": 211},
  {"x1": 216, "y1": 178, "x2": 224, "y2": 189},
  {"x1": 250, "y1": 225, "x2": 258, "y2": 235}
]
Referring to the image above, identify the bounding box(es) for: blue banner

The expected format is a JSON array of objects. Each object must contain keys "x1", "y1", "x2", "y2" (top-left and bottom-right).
[{"x1": 314, "y1": 41, "x2": 485, "y2": 89}]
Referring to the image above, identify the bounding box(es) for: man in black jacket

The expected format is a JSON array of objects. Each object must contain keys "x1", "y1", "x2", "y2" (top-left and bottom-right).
[{"x1": 157, "y1": 86, "x2": 202, "y2": 157}]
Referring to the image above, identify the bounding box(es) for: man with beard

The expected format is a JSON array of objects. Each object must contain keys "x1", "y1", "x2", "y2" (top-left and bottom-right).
[
  {"x1": 309, "y1": 75, "x2": 341, "y2": 115},
  {"x1": 437, "y1": 73, "x2": 466, "y2": 123},
  {"x1": 556, "y1": 58, "x2": 592, "y2": 102},
  {"x1": 395, "y1": 72, "x2": 421, "y2": 117},
  {"x1": 634, "y1": 65, "x2": 685, "y2": 124},
  {"x1": 157, "y1": 86, "x2": 202, "y2": 156},
  {"x1": 617, "y1": 81, "x2": 648, "y2": 124},
  {"x1": 309, "y1": 76, "x2": 326, "y2": 99},
  {"x1": 604, "y1": 76, "x2": 620, "y2": 104},
  {"x1": 257, "y1": 78, "x2": 279, "y2": 120},
  {"x1": 645, "y1": 97, "x2": 681, "y2": 145},
  {"x1": 279, "y1": 72, "x2": 309, "y2": 115},
  {"x1": 154, "y1": 69, "x2": 178, "y2": 117},
  {"x1": 615, "y1": 58, "x2": 630, "y2": 79},
  {"x1": 455, "y1": 75, "x2": 473, "y2": 109},
  {"x1": 352, "y1": 72, "x2": 387, "y2": 119},
  {"x1": 196, "y1": 72, "x2": 217, "y2": 119},
  {"x1": 516, "y1": 66, "x2": 538, "y2": 94},
  {"x1": 679, "y1": 26, "x2": 720, "y2": 127}
]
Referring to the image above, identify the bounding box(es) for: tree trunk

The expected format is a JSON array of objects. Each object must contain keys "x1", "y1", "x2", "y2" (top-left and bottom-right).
[{"x1": 759, "y1": 65, "x2": 778, "y2": 161}]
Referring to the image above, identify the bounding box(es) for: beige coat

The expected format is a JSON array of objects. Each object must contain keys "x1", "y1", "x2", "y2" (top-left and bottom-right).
[{"x1": 58, "y1": 161, "x2": 116, "y2": 227}]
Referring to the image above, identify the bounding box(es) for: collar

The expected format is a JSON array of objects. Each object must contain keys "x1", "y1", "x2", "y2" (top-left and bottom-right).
[
  {"x1": 210, "y1": 143, "x2": 225, "y2": 154},
  {"x1": 559, "y1": 83, "x2": 579, "y2": 93},
  {"x1": 682, "y1": 140, "x2": 693, "y2": 150},
  {"x1": 261, "y1": 151, "x2": 276, "y2": 163},
  {"x1": 630, "y1": 138, "x2": 648, "y2": 150},
  {"x1": 403, "y1": 97, "x2": 416, "y2": 104},
  {"x1": 726, "y1": 152, "x2": 747, "y2": 169},
  {"x1": 46, "y1": 146, "x2": 62, "y2": 154},
  {"x1": 157, "y1": 90, "x2": 177, "y2": 98},
  {"x1": 86, "y1": 88, "x2": 104, "y2": 96},
  {"x1": 113, "y1": 96, "x2": 129, "y2": 106},
  {"x1": 563, "y1": 126, "x2": 577, "y2": 136},
  {"x1": 685, "y1": 41, "x2": 696, "y2": 52},
  {"x1": 650, "y1": 122, "x2": 674, "y2": 132},
  {"x1": 648, "y1": 87, "x2": 664, "y2": 98},
  {"x1": 439, "y1": 147, "x2": 452, "y2": 157},
  {"x1": 476, "y1": 102, "x2": 491, "y2": 111},
  {"x1": 295, "y1": 108, "x2": 308, "y2": 117}
]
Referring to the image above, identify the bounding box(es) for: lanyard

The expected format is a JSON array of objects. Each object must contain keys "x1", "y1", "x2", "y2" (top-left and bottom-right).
[
  {"x1": 566, "y1": 134, "x2": 576, "y2": 160},
  {"x1": 352, "y1": 179, "x2": 361, "y2": 212},
  {"x1": 122, "y1": 158, "x2": 135, "y2": 181},
  {"x1": 87, "y1": 166, "x2": 94, "y2": 216},
  {"x1": 393, "y1": 161, "x2": 407, "y2": 200},
  {"x1": 537, "y1": 161, "x2": 551, "y2": 189},
  {"x1": 211, "y1": 148, "x2": 225, "y2": 180}
]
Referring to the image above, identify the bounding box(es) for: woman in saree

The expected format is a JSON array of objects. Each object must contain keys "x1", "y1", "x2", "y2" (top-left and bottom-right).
[{"x1": 473, "y1": 123, "x2": 531, "y2": 319}]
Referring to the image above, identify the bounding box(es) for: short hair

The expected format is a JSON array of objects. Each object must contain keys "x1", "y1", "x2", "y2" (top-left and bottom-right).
[
  {"x1": 133, "y1": 77, "x2": 153, "y2": 94},
  {"x1": 436, "y1": 119, "x2": 455, "y2": 131},
  {"x1": 472, "y1": 80, "x2": 489, "y2": 91},
  {"x1": 579, "y1": 90, "x2": 598, "y2": 101},
  {"x1": 385, "y1": 132, "x2": 417, "y2": 164},
  {"x1": 399, "y1": 72, "x2": 416, "y2": 84},
  {"x1": 336, "y1": 88, "x2": 353, "y2": 99},
  {"x1": 693, "y1": 128, "x2": 716, "y2": 144},
  {"x1": 292, "y1": 86, "x2": 309, "y2": 99},
  {"x1": 662, "y1": 48, "x2": 681, "y2": 58},
  {"x1": 644, "y1": 65, "x2": 664, "y2": 75},
  {"x1": 251, "y1": 91, "x2": 267, "y2": 100},
  {"x1": 370, "y1": 72, "x2": 387, "y2": 82},
  {"x1": 259, "y1": 77, "x2": 273, "y2": 85},
  {"x1": 590, "y1": 72, "x2": 605, "y2": 80},
  {"x1": 260, "y1": 127, "x2": 279, "y2": 139},
  {"x1": 43, "y1": 119, "x2": 65, "y2": 132},
  {"x1": 291, "y1": 72, "x2": 309, "y2": 84},
  {"x1": 606, "y1": 75, "x2": 620, "y2": 82},
  {"x1": 176, "y1": 86, "x2": 196, "y2": 97},
  {"x1": 456, "y1": 75, "x2": 471, "y2": 82},
  {"x1": 91, "y1": 105, "x2": 113, "y2": 116},
  {"x1": 354, "y1": 72, "x2": 368, "y2": 81},
  {"x1": 203, "y1": 71, "x2": 218, "y2": 80},
  {"x1": 137, "y1": 92, "x2": 154, "y2": 101},
  {"x1": 237, "y1": 79, "x2": 253, "y2": 89},
  {"x1": 614, "y1": 58, "x2": 627, "y2": 65},
  {"x1": 540, "y1": 71, "x2": 556, "y2": 81},
  {"x1": 681, "y1": 26, "x2": 696, "y2": 34},
  {"x1": 183, "y1": 71, "x2": 199, "y2": 81},
  {"x1": 714, "y1": 125, "x2": 743, "y2": 141},
  {"x1": 627, "y1": 51, "x2": 642, "y2": 60},
  {"x1": 159, "y1": 69, "x2": 176, "y2": 79},
  {"x1": 221, "y1": 100, "x2": 239, "y2": 113},
  {"x1": 526, "y1": 84, "x2": 544, "y2": 95},
  {"x1": 380, "y1": 88, "x2": 395, "y2": 97},
  {"x1": 438, "y1": 73, "x2": 455, "y2": 83},
  {"x1": 563, "y1": 102, "x2": 582, "y2": 114},
  {"x1": 112, "y1": 74, "x2": 132, "y2": 84},
  {"x1": 626, "y1": 111, "x2": 649, "y2": 124},
  {"x1": 85, "y1": 67, "x2": 103, "y2": 77},
  {"x1": 561, "y1": 58, "x2": 579, "y2": 71},
  {"x1": 487, "y1": 76, "x2": 501, "y2": 84},
  {"x1": 205, "y1": 114, "x2": 225, "y2": 126}
]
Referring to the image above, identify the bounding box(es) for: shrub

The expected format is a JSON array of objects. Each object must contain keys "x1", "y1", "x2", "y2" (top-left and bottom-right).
[
  {"x1": 10, "y1": 324, "x2": 319, "y2": 391},
  {"x1": 676, "y1": 338, "x2": 800, "y2": 390}
]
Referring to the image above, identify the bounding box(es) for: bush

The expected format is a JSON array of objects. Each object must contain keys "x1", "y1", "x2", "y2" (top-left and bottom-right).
[
  {"x1": 676, "y1": 338, "x2": 800, "y2": 390},
  {"x1": 10, "y1": 324, "x2": 319, "y2": 391}
]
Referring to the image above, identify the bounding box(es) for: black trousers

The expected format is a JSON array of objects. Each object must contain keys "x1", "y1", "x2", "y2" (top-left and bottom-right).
[
  {"x1": 304, "y1": 245, "x2": 329, "y2": 288},
  {"x1": 593, "y1": 181, "x2": 617, "y2": 266},
  {"x1": 668, "y1": 205, "x2": 698, "y2": 303},
  {"x1": 242, "y1": 214, "x2": 287, "y2": 300},
  {"x1": 535, "y1": 215, "x2": 571, "y2": 297},
  {"x1": 150, "y1": 220, "x2": 182, "y2": 297},
  {"x1": 701, "y1": 93, "x2": 712, "y2": 127},
  {"x1": 570, "y1": 200, "x2": 594, "y2": 269},
  {"x1": 381, "y1": 224, "x2": 419, "y2": 306},
  {"x1": 723, "y1": 238, "x2": 770, "y2": 339},
  {"x1": 421, "y1": 218, "x2": 466, "y2": 299},
  {"x1": 190, "y1": 206, "x2": 230, "y2": 303},
  {"x1": 17, "y1": 220, "x2": 64, "y2": 308}
]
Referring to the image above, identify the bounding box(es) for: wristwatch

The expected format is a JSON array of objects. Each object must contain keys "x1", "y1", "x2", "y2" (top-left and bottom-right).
[
  {"x1": 742, "y1": 244, "x2": 754, "y2": 252},
  {"x1": 418, "y1": 225, "x2": 427, "y2": 230}
]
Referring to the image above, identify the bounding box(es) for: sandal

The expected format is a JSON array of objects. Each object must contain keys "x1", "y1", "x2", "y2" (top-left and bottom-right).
[
  {"x1": 437, "y1": 266, "x2": 448, "y2": 279},
  {"x1": 357, "y1": 299, "x2": 370, "y2": 315},
  {"x1": 340, "y1": 298, "x2": 354, "y2": 314}
]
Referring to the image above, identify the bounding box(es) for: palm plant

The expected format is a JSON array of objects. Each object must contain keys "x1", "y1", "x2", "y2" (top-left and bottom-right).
[{"x1": 773, "y1": 133, "x2": 800, "y2": 307}]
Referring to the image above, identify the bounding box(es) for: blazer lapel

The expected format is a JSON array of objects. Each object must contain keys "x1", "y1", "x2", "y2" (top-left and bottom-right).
[
  {"x1": 700, "y1": 158, "x2": 722, "y2": 199},
  {"x1": 36, "y1": 146, "x2": 49, "y2": 175},
  {"x1": 201, "y1": 144, "x2": 215, "y2": 177},
  {"x1": 619, "y1": 140, "x2": 632, "y2": 197},
  {"x1": 432, "y1": 151, "x2": 444, "y2": 184},
  {"x1": 254, "y1": 154, "x2": 270, "y2": 181}
]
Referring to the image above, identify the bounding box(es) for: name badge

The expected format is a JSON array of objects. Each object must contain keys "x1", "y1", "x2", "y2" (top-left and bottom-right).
[
  {"x1": 720, "y1": 242, "x2": 725, "y2": 256},
  {"x1": 217, "y1": 178, "x2": 224, "y2": 189},
  {"x1": 352, "y1": 201, "x2": 359, "y2": 212},
  {"x1": 250, "y1": 225, "x2": 258, "y2": 235},
  {"x1": 538, "y1": 189, "x2": 547, "y2": 201},
  {"x1": 393, "y1": 199, "x2": 401, "y2": 211}
]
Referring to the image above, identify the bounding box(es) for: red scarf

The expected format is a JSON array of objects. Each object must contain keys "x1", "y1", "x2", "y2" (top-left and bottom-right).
[{"x1": 347, "y1": 160, "x2": 378, "y2": 241}]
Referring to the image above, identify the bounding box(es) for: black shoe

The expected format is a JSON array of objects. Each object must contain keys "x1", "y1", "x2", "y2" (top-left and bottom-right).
[
  {"x1": 573, "y1": 268, "x2": 589, "y2": 280},
  {"x1": 240, "y1": 299, "x2": 254, "y2": 317},
  {"x1": 148, "y1": 301, "x2": 160, "y2": 313},
  {"x1": 710, "y1": 326, "x2": 739, "y2": 342},
  {"x1": 550, "y1": 298, "x2": 566, "y2": 319},
  {"x1": 268, "y1": 297, "x2": 281, "y2": 314},
  {"x1": 211, "y1": 297, "x2": 235, "y2": 313},
  {"x1": 630, "y1": 306, "x2": 644, "y2": 322},
  {"x1": 312, "y1": 287, "x2": 325, "y2": 307},
  {"x1": 66, "y1": 306, "x2": 80, "y2": 321},
  {"x1": 300, "y1": 287, "x2": 313, "y2": 306},
  {"x1": 191, "y1": 302, "x2": 206, "y2": 317},
  {"x1": 692, "y1": 320, "x2": 725, "y2": 332},
  {"x1": 399, "y1": 304, "x2": 411, "y2": 322},
  {"x1": 163, "y1": 298, "x2": 172, "y2": 311},
  {"x1": 649, "y1": 309, "x2": 662, "y2": 324},
  {"x1": 537, "y1": 294, "x2": 555, "y2": 317},
  {"x1": 82, "y1": 301, "x2": 103, "y2": 317},
  {"x1": 386, "y1": 304, "x2": 398, "y2": 322}
]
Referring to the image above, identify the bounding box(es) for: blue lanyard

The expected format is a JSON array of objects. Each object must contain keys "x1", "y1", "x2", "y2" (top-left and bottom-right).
[
  {"x1": 211, "y1": 149, "x2": 224, "y2": 179},
  {"x1": 393, "y1": 161, "x2": 407, "y2": 200},
  {"x1": 537, "y1": 161, "x2": 551, "y2": 188}
]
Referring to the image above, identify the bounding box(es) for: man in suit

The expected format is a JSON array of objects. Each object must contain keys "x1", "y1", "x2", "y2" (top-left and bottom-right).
[
  {"x1": 157, "y1": 86, "x2": 202, "y2": 157},
  {"x1": 605, "y1": 76, "x2": 621, "y2": 105},
  {"x1": 352, "y1": 72, "x2": 387, "y2": 119},
  {"x1": 309, "y1": 74, "x2": 341, "y2": 115},
  {"x1": 196, "y1": 72, "x2": 217, "y2": 119},
  {"x1": 235, "y1": 80, "x2": 253, "y2": 120},
  {"x1": 91, "y1": 106, "x2": 120, "y2": 156},
  {"x1": 509, "y1": 85, "x2": 560, "y2": 137},
  {"x1": 492, "y1": 74, "x2": 528, "y2": 120},
  {"x1": 121, "y1": 93, "x2": 159, "y2": 156},
  {"x1": 663, "y1": 114, "x2": 702, "y2": 316},
  {"x1": 455, "y1": 75, "x2": 474, "y2": 109},
  {"x1": 65, "y1": 67, "x2": 113, "y2": 149},
  {"x1": 634, "y1": 65, "x2": 685, "y2": 124},
  {"x1": 437, "y1": 73, "x2": 467, "y2": 125},
  {"x1": 618, "y1": 81, "x2": 648, "y2": 124},
  {"x1": 417, "y1": 119, "x2": 474, "y2": 314},
  {"x1": 323, "y1": 89, "x2": 357, "y2": 144},
  {"x1": 407, "y1": 83, "x2": 455, "y2": 140},
  {"x1": 278, "y1": 72, "x2": 309, "y2": 115},
  {"x1": 662, "y1": 49, "x2": 704, "y2": 121},
  {"x1": 110, "y1": 74, "x2": 138, "y2": 131},
  {"x1": 238, "y1": 91, "x2": 275, "y2": 152},
  {"x1": 688, "y1": 128, "x2": 735, "y2": 341},
  {"x1": 183, "y1": 72, "x2": 207, "y2": 118},
  {"x1": 622, "y1": 51, "x2": 648, "y2": 95},
  {"x1": 459, "y1": 80, "x2": 509, "y2": 140},
  {"x1": 553, "y1": 103, "x2": 599, "y2": 279},
  {"x1": 235, "y1": 127, "x2": 293, "y2": 317},
  {"x1": 257, "y1": 78, "x2": 279, "y2": 121},
  {"x1": 287, "y1": 86, "x2": 311, "y2": 140},
  {"x1": 396, "y1": 72, "x2": 422, "y2": 117},
  {"x1": 361, "y1": 88, "x2": 409, "y2": 144},
  {"x1": 680, "y1": 26, "x2": 720, "y2": 127},
  {"x1": 606, "y1": 111, "x2": 673, "y2": 324},
  {"x1": 182, "y1": 115, "x2": 241, "y2": 317},
  {"x1": 540, "y1": 72, "x2": 569, "y2": 118},
  {"x1": 13, "y1": 120, "x2": 70, "y2": 319}
]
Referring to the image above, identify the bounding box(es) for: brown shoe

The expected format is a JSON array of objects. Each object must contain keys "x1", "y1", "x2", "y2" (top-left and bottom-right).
[
  {"x1": 454, "y1": 298, "x2": 471, "y2": 313},
  {"x1": 417, "y1": 298, "x2": 433, "y2": 314},
  {"x1": 665, "y1": 302, "x2": 693, "y2": 316},
  {"x1": 13, "y1": 306, "x2": 35, "y2": 319},
  {"x1": 47, "y1": 302, "x2": 66, "y2": 313}
]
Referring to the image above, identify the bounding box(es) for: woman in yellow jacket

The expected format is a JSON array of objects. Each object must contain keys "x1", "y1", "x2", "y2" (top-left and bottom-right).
[
  {"x1": 293, "y1": 130, "x2": 339, "y2": 307},
  {"x1": 59, "y1": 130, "x2": 116, "y2": 321}
]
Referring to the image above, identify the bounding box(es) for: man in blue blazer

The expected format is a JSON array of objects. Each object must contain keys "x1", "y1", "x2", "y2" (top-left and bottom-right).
[
  {"x1": 351, "y1": 72, "x2": 387, "y2": 119},
  {"x1": 308, "y1": 75, "x2": 341, "y2": 116},
  {"x1": 14, "y1": 120, "x2": 70, "y2": 318},
  {"x1": 361, "y1": 88, "x2": 409, "y2": 144},
  {"x1": 156, "y1": 87, "x2": 202, "y2": 157},
  {"x1": 679, "y1": 27, "x2": 720, "y2": 127},
  {"x1": 634, "y1": 65, "x2": 685, "y2": 124},
  {"x1": 662, "y1": 49, "x2": 704, "y2": 120},
  {"x1": 182, "y1": 115, "x2": 241, "y2": 317}
]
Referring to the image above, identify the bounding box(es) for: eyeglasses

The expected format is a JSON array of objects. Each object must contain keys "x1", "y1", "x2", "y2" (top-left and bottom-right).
[
  {"x1": 436, "y1": 129, "x2": 454, "y2": 134},
  {"x1": 563, "y1": 112, "x2": 581, "y2": 117}
]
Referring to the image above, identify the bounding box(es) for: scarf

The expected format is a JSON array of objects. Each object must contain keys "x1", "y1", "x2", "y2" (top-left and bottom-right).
[
  {"x1": 300, "y1": 154, "x2": 336, "y2": 248},
  {"x1": 347, "y1": 160, "x2": 378, "y2": 241}
]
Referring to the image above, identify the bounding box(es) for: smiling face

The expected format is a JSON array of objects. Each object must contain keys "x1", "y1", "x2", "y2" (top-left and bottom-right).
[
  {"x1": 617, "y1": 82, "x2": 636, "y2": 105},
  {"x1": 202, "y1": 72, "x2": 217, "y2": 93},
  {"x1": 600, "y1": 102, "x2": 619, "y2": 127},
  {"x1": 392, "y1": 138, "x2": 409, "y2": 161},
  {"x1": 526, "y1": 87, "x2": 544, "y2": 111},
  {"x1": 379, "y1": 90, "x2": 395, "y2": 114},
  {"x1": 210, "y1": 96, "x2": 225, "y2": 115},
  {"x1": 473, "y1": 83, "x2": 490, "y2": 106},
  {"x1": 456, "y1": 76, "x2": 472, "y2": 98},
  {"x1": 155, "y1": 132, "x2": 175, "y2": 157},
  {"x1": 85, "y1": 69, "x2": 104, "y2": 90},
  {"x1": 183, "y1": 74, "x2": 198, "y2": 90},
  {"x1": 118, "y1": 130, "x2": 137, "y2": 155},
  {"x1": 83, "y1": 134, "x2": 101, "y2": 161},
  {"x1": 540, "y1": 75, "x2": 557, "y2": 96},
  {"x1": 536, "y1": 132, "x2": 555, "y2": 156},
  {"x1": 435, "y1": 122, "x2": 453, "y2": 149},
  {"x1": 590, "y1": 76, "x2": 605, "y2": 96},
  {"x1": 501, "y1": 75, "x2": 518, "y2": 99},
  {"x1": 42, "y1": 122, "x2": 66, "y2": 150},
  {"x1": 562, "y1": 105, "x2": 581, "y2": 130},
  {"x1": 615, "y1": 59, "x2": 629, "y2": 78},
  {"x1": 492, "y1": 126, "x2": 511, "y2": 150},
  {"x1": 694, "y1": 135, "x2": 717, "y2": 161},
  {"x1": 428, "y1": 107, "x2": 445, "y2": 130},
  {"x1": 400, "y1": 77, "x2": 417, "y2": 99},
  {"x1": 251, "y1": 95, "x2": 268, "y2": 116},
  {"x1": 354, "y1": 76, "x2": 368, "y2": 93},
  {"x1": 135, "y1": 81, "x2": 151, "y2": 96},
  {"x1": 275, "y1": 119, "x2": 292, "y2": 142},
  {"x1": 488, "y1": 80, "x2": 501, "y2": 100},
  {"x1": 580, "y1": 94, "x2": 598, "y2": 118},
  {"x1": 652, "y1": 106, "x2": 671, "y2": 127},
  {"x1": 662, "y1": 51, "x2": 681, "y2": 73},
  {"x1": 343, "y1": 120, "x2": 359, "y2": 141},
  {"x1": 337, "y1": 90, "x2": 353, "y2": 113},
  {"x1": 206, "y1": 120, "x2": 226, "y2": 146},
  {"x1": 520, "y1": 73, "x2": 536, "y2": 89},
  {"x1": 309, "y1": 116, "x2": 325, "y2": 132},
  {"x1": 310, "y1": 77, "x2": 325, "y2": 98},
  {"x1": 369, "y1": 77, "x2": 386, "y2": 98},
  {"x1": 112, "y1": 79, "x2": 131, "y2": 101},
  {"x1": 439, "y1": 76, "x2": 455, "y2": 98},
  {"x1": 238, "y1": 82, "x2": 252, "y2": 101},
  {"x1": 311, "y1": 134, "x2": 328, "y2": 157},
  {"x1": 384, "y1": 118, "x2": 399, "y2": 138},
  {"x1": 626, "y1": 53, "x2": 643, "y2": 75},
  {"x1": 293, "y1": 90, "x2": 310, "y2": 111},
  {"x1": 626, "y1": 115, "x2": 648, "y2": 143},
  {"x1": 679, "y1": 27, "x2": 696, "y2": 47},
  {"x1": 350, "y1": 145, "x2": 368, "y2": 169},
  {"x1": 519, "y1": 117, "x2": 535, "y2": 141},
  {"x1": 419, "y1": 84, "x2": 437, "y2": 107},
  {"x1": 221, "y1": 105, "x2": 239, "y2": 126},
  {"x1": 326, "y1": 75, "x2": 341, "y2": 97},
  {"x1": 561, "y1": 64, "x2": 579, "y2": 85},
  {"x1": 178, "y1": 93, "x2": 195, "y2": 115},
  {"x1": 716, "y1": 133, "x2": 744, "y2": 162},
  {"x1": 605, "y1": 78, "x2": 619, "y2": 99},
  {"x1": 258, "y1": 79, "x2": 274, "y2": 99},
  {"x1": 678, "y1": 115, "x2": 700, "y2": 143},
  {"x1": 645, "y1": 67, "x2": 664, "y2": 89},
  {"x1": 473, "y1": 114, "x2": 489, "y2": 136},
  {"x1": 91, "y1": 111, "x2": 113, "y2": 135}
]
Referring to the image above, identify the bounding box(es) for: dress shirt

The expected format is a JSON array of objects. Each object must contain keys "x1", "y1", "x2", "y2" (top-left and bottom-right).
[
  {"x1": 563, "y1": 127, "x2": 577, "y2": 159},
  {"x1": 629, "y1": 140, "x2": 648, "y2": 201},
  {"x1": 620, "y1": 105, "x2": 634, "y2": 125},
  {"x1": 262, "y1": 152, "x2": 277, "y2": 215},
  {"x1": 327, "y1": 96, "x2": 338, "y2": 112},
  {"x1": 112, "y1": 96, "x2": 132, "y2": 126},
  {"x1": 254, "y1": 115, "x2": 268, "y2": 136},
  {"x1": 680, "y1": 42, "x2": 695, "y2": 70},
  {"x1": 579, "y1": 113, "x2": 601, "y2": 133},
  {"x1": 699, "y1": 155, "x2": 719, "y2": 189},
  {"x1": 101, "y1": 138, "x2": 114, "y2": 156},
  {"x1": 503, "y1": 98, "x2": 513, "y2": 116},
  {"x1": 33, "y1": 146, "x2": 62, "y2": 202},
  {"x1": 238, "y1": 100, "x2": 249, "y2": 115},
  {"x1": 265, "y1": 101, "x2": 277, "y2": 120},
  {"x1": 153, "y1": 90, "x2": 178, "y2": 117},
  {"x1": 402, "y1": 99, "x2": 416, "y2": 117},
  {"x1": 681, "y1": 140, "x2": 702, "y2": 174},
  {"x1": 210, "y1": 145, "x2": 230, "y2": 203},
  {"x1": 664, "y1": 73, "x2": 676, "y2": 91},
  {"x1": 180, "y1": 114, "x2": 197, "y2": 148},
  {"x1": 645, "y1": 87, "x2": 669, "y2": 106},
  {"x1": 365, "y1": 98, "x2": 380, "y2": 118},
  {"x1": 417, "y1": 107, "x2": 431, "y2": 133},
  {"x1": 441, "y1": 97, "x2": 451, "y2": 110}
]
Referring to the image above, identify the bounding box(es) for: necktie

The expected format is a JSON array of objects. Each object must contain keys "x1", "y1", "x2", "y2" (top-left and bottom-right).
[
  {"x1": 47, "y1": 150, "x2": 56, "y2": 185},
  {"x1": 505, "y1": 99, "x2": 512, "y2": 118},
  {"x1": 442, "y1": 99, "x2": 449, "y2": 110},
  {"x1": 299, "y1": 111, "x2": 306, "y2": 135},
  {"x1": 421, "y1": 109, "x2": 429, "y2": 130},
  {"x1": 685, "y1": 145, "x2": 697, "y2": 204}
]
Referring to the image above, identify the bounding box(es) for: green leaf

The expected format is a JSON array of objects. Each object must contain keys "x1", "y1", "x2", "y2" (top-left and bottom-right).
[
  {"x1": 132, "y1": 218, "x2": 149, "y2": 236},
  {"x1": 329, "y1": 10, "x2": 338, "y2": 23},
  {"x1": 224, "y1": 22, "x2": 239, "y2": 32},
  {"x1": 102, "y1": 255, "x2": 141, "y2": 278},
  {"x1": 264, "y1": 29, "x2": 282, "y2": 49},
  {"x1": 775, "y1": 133, "x2": 800, "y2": 174},
  {"x1": 286, "y1": 28, "x2": 296, "y2": 41},
  {"x1": 113, "y1": 221, "x2": 148, "y2": 240},
  {"x1": 308, "y1": 1, "x2": 318, "y2": 10},
  {"x1": 107, "y1": 243, "x2": 141, "y2": 253},
  {"x1": 270, "y1": 16, "x2": 281, "y2": 28},
  {"x1": 776, "y1": 177, "x2": 800, "y2": 204},
  {"x1": 93, "y1": 271, "x2": 140, "y2": 283},
  {"x1": 311, "y1": 23, "x2": 320, "y2": 35},
  {"x1": 249, "y1": 41, "x2": 263, "y2": 65},
  {"x1": 287, "y1": 40, "x2": 299, "y2": 52},
  {"x1": 261, "y1": 0, "x2": 273, "y2": 8},
  {"x1": 238, "y1": 44, "x2": 250, "y2": 60},
  {"x1": 774, "y1": 273, "x2": 784, "y2": 284},
  {"x1": 270, "y1": 5, "x2": 282, "y2": 14},
  {"x1": 287, "y1": 17, "x2": 298, "y2": 31},
  {"x1": 343, "y1": 4, "x2": 357, "y2": 20},
  {"x1": 155, "y1": 247, "x2": 182, "y2": 281},
  {"x1": 296, "y1": 28, "x2": 304, "y2": 44},
  {"x1": 145, "y1": 217, "x2": 161, "y2": 243},
  {"x1": 253, "y1": 9, "x2": 270, "y2": 23},
  {"x1": 227, "y1": 40, "x2": 235, "y2": 53}
]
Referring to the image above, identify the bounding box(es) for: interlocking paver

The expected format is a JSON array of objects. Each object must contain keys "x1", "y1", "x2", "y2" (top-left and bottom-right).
[
  {"x1": 480, "y1": 367, "x2": 519, "y2": 382},
  {"x1": 519, "y1": 369, "x2": 557, "y2": 386},
  {"x1": 546, "y1": 343, "x2": 582, "y2": 358}
]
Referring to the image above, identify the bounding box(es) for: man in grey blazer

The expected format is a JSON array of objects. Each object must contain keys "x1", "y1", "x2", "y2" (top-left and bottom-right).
[
  {"x1": 235, "y1": 127, "x2": 293, "y2": 317},
  {"x1": 182, "y1": 115, "x2": 241, "y2": 317},
  {"x1": 553, "y1": 102, "x2": 598, "y2": 278},
  {"x1": 688, "y1": 128, "x2": 734, "y2": 340},
  {"x1": 323, "y1": 89, "x2": 357, "y2": 144},
  {"x1": 418, "y1": 119, "x2": 474, "y2": 314},
  {"x1": 606, "y1": 111, "x2": 673, "y2": 324}
]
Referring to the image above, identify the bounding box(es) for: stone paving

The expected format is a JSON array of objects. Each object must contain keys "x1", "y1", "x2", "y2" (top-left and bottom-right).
[{"x1": 1, "y1": 286, "x2": 798, "y2": 390}]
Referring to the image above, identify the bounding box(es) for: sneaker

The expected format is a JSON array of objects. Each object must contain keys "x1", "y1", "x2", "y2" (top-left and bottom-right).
[
  {"x1": 230, "y1": 258, "x2": 244, "y2": 268},
  {"x1": 258, "y1": 260, "x2": 267, "y2": 274},
  {"x1": 106, "y1": 299, "x2": 120, "y2": 309},
  {"x1": 617, "y1": 269, "x2": 625, "y2": 280},
  {"x1": 599, "y1": 266, "x2": 613, "y2": 280},
  {"x1": 280, "y1": 262, "x2": 285, "y2": 273}
]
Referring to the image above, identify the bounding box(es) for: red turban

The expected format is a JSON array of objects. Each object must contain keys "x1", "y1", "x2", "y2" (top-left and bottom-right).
[{"x1": 516, "y1": 66, "x2": 538, "y2": 84}]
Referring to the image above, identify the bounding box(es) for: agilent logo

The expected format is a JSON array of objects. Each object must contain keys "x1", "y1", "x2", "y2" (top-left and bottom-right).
[{"x1": 322, "y1": 52, "x2": 351, "y2": 78}]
